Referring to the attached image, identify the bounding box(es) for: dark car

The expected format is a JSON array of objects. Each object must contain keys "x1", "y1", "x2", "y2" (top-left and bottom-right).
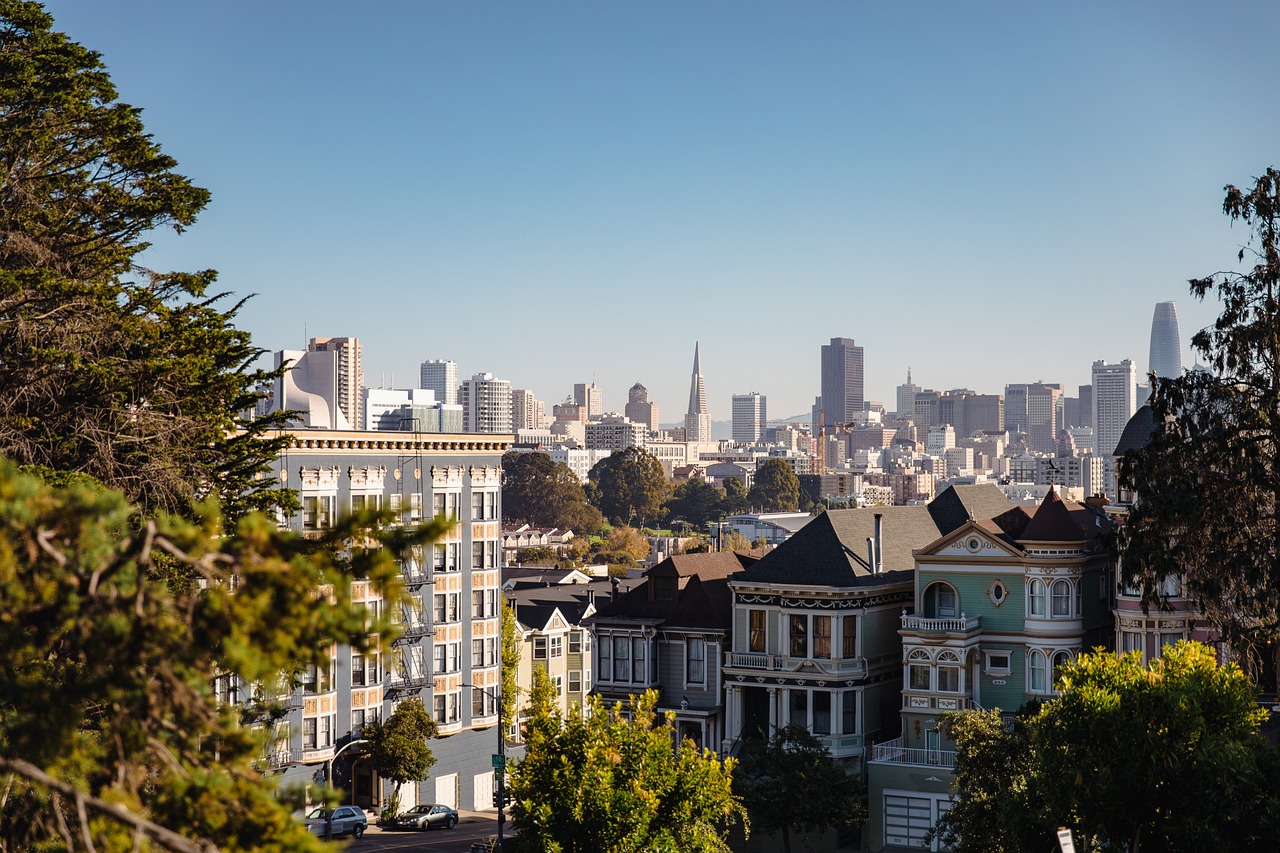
[
  {"x1": 303, "y1": 805, "x2": 367, "y2": 838},
  {"x1": 386, "y1": 803, "x2": 459, "y2": 831}
]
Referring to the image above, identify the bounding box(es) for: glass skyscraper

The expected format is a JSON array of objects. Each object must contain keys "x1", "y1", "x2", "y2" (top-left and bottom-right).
[{"x1": 1149, "y1": 302, "x2": 1182, "y2": 380}]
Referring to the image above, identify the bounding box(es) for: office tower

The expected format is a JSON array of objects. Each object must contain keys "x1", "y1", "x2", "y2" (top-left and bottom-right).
[
  {"x1": 1092, "y1": 359, "x2": 1137, "y2": 456},
  {"x1": 1025, "y1": 383, "x2": 1063, "y2": 453},
  {"x1": 913, "y1": 390, "x2": 940, "y2": 432},
  {"x1": 1149, "y1": 302, "x2": 1182, "y2": 380},
  {"x1": 573, "y1": 382, "x2": 603, "y2": 420},
  {"x1": 271, "y1": 348, "x2": 352, "y2": 430},
  {"x1": 820, "y1": 337, "x2": 865, "y2": 427},
  {"x1": 460, "y1": 373, "x2": 512, "y2": 434},
  {"x1": 308, "y1": 336, "x2": 363, "y2": 428},
  {"x1": 420, "y1": 359, "x2": 459, "y2": 405},
  {"x1": 684, "y1": 342, "x2": 711, "y2": 442},
  {"x1": 732, "y1": 392, "x2": 767, "y2": 442},
  {"x1": 956, "y1": 393, "x2": 1004, "y2": 437},
  {"x1": 624, "y1": 382, "x2": 660, "y2": 432},
  {"x1": 1077, "y1": 384, "x2": 1093, "y2": 428},
  {"x1": 511, "y1": 389, "x2": 543, "y2": 431},
  {"x1": 1004, "y1": 383, "x2": 1029, "y2": 435},
  {"x1": 896, "y1": 369, "x2": 921, "y2": 420}
]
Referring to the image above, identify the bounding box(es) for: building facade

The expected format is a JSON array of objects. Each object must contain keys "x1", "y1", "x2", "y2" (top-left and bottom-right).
[
  {"x1": 461, "y1": 373, "x2": 513, "y2": 435},
  {"x1": 684, "y1": 343, "x2": 712, "y2": 442},
  {"x1": 420, "y1": 359, "x2": 459, "y2": 405},
  {"x1": 624, "y1": 382, "x2": 660, "y2": 432},
  {"x1": 820, "y1": 337, "x2": 865, "y2": 427},
  {"x1": 1149, "y1": 301, "x2": 1182, "y2": 381},
  {"x1": 308, "y1": 336, "x2": 364, "y2": 429},
  {"x1": 732, "y1": 392, "x2": 767, "y2": 443}
]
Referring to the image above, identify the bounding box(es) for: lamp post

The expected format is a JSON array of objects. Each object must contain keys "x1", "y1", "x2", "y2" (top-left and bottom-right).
[
  {"x1": 463, "y1": 682, "x2": 505, "y2": 848},
  {"x1": 323, "y1": 738, "x2": 369, "y2": 841}
]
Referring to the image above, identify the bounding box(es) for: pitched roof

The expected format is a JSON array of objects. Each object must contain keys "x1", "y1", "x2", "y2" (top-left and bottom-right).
[
  {"x1": 588, "y1": 551, "x2": 751, "y2": 631},
  {"x1": 1018, "y1": 488, "x2": 1085, "y2": 543},
  {"x1": 927, "y1": 483, "x2": 1020, "y2": 536},
  {"x1": 1114, "y1": 404, "x2": 1156, "y2": 457}
]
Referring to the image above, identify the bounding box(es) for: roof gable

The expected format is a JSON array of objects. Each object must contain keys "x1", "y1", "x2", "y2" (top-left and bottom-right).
[{"x1": 919, "y1": 519, "x2": 1025, "y2": 559}]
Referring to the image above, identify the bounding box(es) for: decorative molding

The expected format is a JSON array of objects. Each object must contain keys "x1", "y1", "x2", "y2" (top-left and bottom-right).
[
  {"x1": 348, "y1": 465, "x2": 387, "y2": 490},
  {"x1": 298, "y1": 466, "x2": 341, "y2": 490}
]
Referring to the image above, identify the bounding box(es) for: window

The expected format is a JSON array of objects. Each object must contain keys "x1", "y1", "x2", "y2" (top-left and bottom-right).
[
  {"x1": 434, "y1": 644, "x2": 446, "y2": 673},
  {"x1": 472, "y1": 492, "x2": 484, "y2": 520},
  {"x1": 302, "y1": 495, "x2": 335, "y2": 529},
  {"x1": 748, "y1": 610, "x2": 766, "y2": 652},
  {"x1": 1158, "y1": 633, "x2": 1183, "y2": 655},
  {"x1": 1121, "y1": 631, "x2": 1143, "y2": 655},
  {"x1": 472, "y1": 590, "x2": 484, "y2": 618},
  {"x1": 553, "y1": 675, "x2": 563, "y2": 695},
  {"x1": 434, "y1": 694, "x2": 446, "y2": 724},
  {"x1": 389, "y1": 493, "x2": 402, "y2": 513},
  {"x1": 447, "y1": 691, "x2": 460, "y2": 723},
  {"x1": 632, "y1": 637, "x2": 646, "y2": 683},
  {"x1": 351, "y1": 653, "x2": 367, "y2": 686},
  {"x1": 472, "y1": 639, "x2": 484, "y2": 668},
  {"x1": 612, "y1": 636, "x2": 632, "y2": 681},
  {"x1": 472, "y1": 542, "x2": 484, "y2": 570},
  {"x1": 434, "y1": 544, "x2": 447, "y2": 571},
  {"x1": 550, "y1": 636, "x2": 563, "y2": 658},
  {"x1": 318, "y1": 714, "x2": 332, "y2": 748},
  {"x1": 472, "y1": 689, "x2": 486, "y2": 718},
  {"x1": 445, "y1": 543, "x2": 459, "y2": 572},
  {"x1": 1029, "y1": 650, "x2": 1047, "y2": 693},
  {"x1": 568, "y1": 670, "x2": 581, "y2": 693},
  {"x1": 352, "y1": 708, "x2": 365, "y2": 733},
  {"x1": 789, "y1": 689, "x2": 808, "y2": 726},
  {"x1": 789, "y1": 614, "x2": 808, "y2": 657},
  {"x1": 486, "y1": 589, "x2": 498, "y2": 616},
  {"x1": 1029, "y1": 579, "x2": 1046, "y2": 616},
  {"x1": 485, "y1": 638, "x2": 497, "y2": 666},
  {"x1": 534, "y1": 637, "x2": 547, "y2": 659},
  {"x1": 447, "y1": 594, "x2": 459, "y2": 622},
  {"x1": 653, "y1": 576, "x2": 676, "y2": 601},
  {"x1": 842, "y1": 690, "x2": 857, "y2": 735},
  {"x1": 687, "y1": 638, "x2": 706, "y2": 685},
  {"x1": 1051, "y1": 651, "x2": 1071, "y2": 686},
  {"x1": 433, "y1": 594, "x2": 446, "y2": 623},
  {"x1": 303, "y1": 717, "x2": 317, "y2": 749},
  {"x1": 569, "y1": 631, "x2": 582, "y2": 653},
  {"x1": 937, "y1": 664, "x2": 960, "y2": 693},
  {"x1": 936, "y1": 584, "x2": 958, "y2": 618},
  {"x1": 409, "y1": 492, "x2": 422, "y2": 521},
  {"x1": 350, "y1": 493, "x2": 382, "y2": 513},
  {"x1": 984, "y1": 651, "x2": 1011, "y2": 675},
  {"x1": 813, "y1": 691, "x2": 831, "y2": 736},
  {"x1": 1051, "y1": 580, "x2": 1072, "y2": 616},
  {"x1": 842, "y1": 615, "x2": 856, "y2": 658},
  {"x1": 1160, "y1": 575, "x2": 1182, "y2": 598},
  {"x1": 813, "y1": 615, "x2": 831, "y2": 659},
  {"x1": 600, "y1": 636, "x2": 612, "y2": 680},
  {"x1": 909, "y1": 663, "x2": 931, "y2": 691},
  {"x1": 433, "y1": 493, "x2": 446, "y2": 518}
]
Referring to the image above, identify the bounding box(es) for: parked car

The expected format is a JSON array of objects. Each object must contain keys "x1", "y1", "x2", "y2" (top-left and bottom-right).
[
  {"x1": 303, "y1": 805, "x2": 367, "y2": 838},
  {"x1": 386, "y1": 803, "x2": 459, "y2": 831}
]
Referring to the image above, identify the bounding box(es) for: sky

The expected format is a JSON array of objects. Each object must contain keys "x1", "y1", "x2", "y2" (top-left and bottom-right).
[{"x1": 43, "y1": 1, "x2": 1280, "y2": 421}]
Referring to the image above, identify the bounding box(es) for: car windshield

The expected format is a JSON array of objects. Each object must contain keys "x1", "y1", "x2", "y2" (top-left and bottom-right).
[
  {"x1": 306, "y1": 808, "x2": 330, "y2": 820},
  {"x1": 406, "y1": 805, "x2": 431, "y2": 814}
]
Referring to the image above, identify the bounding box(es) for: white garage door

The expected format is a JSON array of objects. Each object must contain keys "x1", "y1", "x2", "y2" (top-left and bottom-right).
[
  {"x1": 434, "y1": 773, "x2": 457, "y2": 809},
  {"x1": 473, "y1": 771, "x2": 494, "y2": 811}
]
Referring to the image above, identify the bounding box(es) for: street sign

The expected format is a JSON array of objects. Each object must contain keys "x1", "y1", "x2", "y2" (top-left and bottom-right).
[
  {"x1": 1057, "y1": 828, "x2": 1076, "y2": 853},
  {"x1": 492, "y1": 753, "x2": 505, "y2": 770}
]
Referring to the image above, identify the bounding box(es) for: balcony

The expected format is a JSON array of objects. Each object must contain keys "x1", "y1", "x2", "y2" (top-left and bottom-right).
[
  {"x1": 392, "y1": 620, "x2": 433, "y2": 641},
  {"x1": 724, "y1": 652, "x2": 881, "y2": 679},
  {"x1": 903, "y1": 692, "x2": 980, "y2": 712},
  {"x1": 725, "y1": 651, "x2": 782, "y2": 670},
  {"x1": 900, "y1": 613, "x2": 981, "y2": 634},
  {"x1": 869, "y1": 737, "x2": 956, "y2": 768}
]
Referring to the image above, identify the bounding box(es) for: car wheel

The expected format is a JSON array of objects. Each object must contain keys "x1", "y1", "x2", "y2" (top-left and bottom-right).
[
  {"x1": 447, "y1": 815, "x2": 457, "y2": 830},
  {"x1": 352, "y1": 825, "x2": 364, "y2": 839}
]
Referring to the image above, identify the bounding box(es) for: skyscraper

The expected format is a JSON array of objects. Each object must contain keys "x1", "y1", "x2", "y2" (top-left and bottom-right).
[
  {"x1": 732, "y1": 393, "x2": 766, "y2": 442},
  {"x1": 308, "y1": 336, "x2": 363, "y2": 428},
  {"x1": 1092, "y1": 359, "x2": 1137, "y2": 456},
  {"x1": 896, "y1": 368, "x2": 921, "y2": 420},
  {"x1": 684, "y1": 342, "x2": 711, "y2": 442},
  {"x1": 511, "y1": 388, "x2": 543, "y2": 431},
  {"x1": 460, "y1": 373, "x2": 512, "y2": 434},
  {"x1": 1149, "y1": 302, "x2": 1182, "y2": 380},
  {"x1": 624, "y1": 382, "x2": 660, "y2": 432},
  {"x1": 573, "y1": 382, "x2": 603, "y2": 420},
  {"x1": 420, "y1": 359, "x2": 459, "y2": 405},
  {"x1": 1025, "y1": 382, "x2": 1063, "y2": 453},
  {"x1": 819, "y1": 337, "x2": 864, "y2": 427}
]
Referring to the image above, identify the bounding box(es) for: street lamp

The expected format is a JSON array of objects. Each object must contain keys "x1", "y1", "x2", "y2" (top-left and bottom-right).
[
  {"x1": 323, "y1": 738, "x2": 369, "y2": 841},
  {"x1": 463, "y1": 682, "x2": 505, "y2": 848}
]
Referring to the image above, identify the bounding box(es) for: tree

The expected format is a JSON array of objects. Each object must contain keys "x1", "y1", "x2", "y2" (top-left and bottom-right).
[
  {"x1": 588, "y1": 446, "x2": 669, "y2": 528},
  {"x1": 734, "y1": 724, "x2": 864, "y2": 853},
  {"x1": 747, "y1": 459, "x2": 801, "y2": 512},
  {"x1": 721, "y1": 476, "x2": 750, "y2": 515},
  {"x1": 1119, "y1": 167, "x2": 1280, "y2": 668},
  {"x1": 502, "y1": 452, "x2": 604, "y2": 534},
  {"x1": 0, "y1": 2, "x2": 291, "y2": 520},
  {"x1": 501, "y1": 598, "x2": 521, "y2": 739},
  {"x1": 936, "y1": 643, "x2": 1280, "y2": 852},
  {"x1": 365, "y1": 697, "x2": 438, "y2": 814},
  {"x1": 507, "y1": 689, "x2": 746, "y2": 853},
  {"x1": 590, "y1": 524, "x2": 651, "y2": 568},
  {"x1": 0, "y1": 459, "x2": 431, "y2": 852},
  {"x1": 514, "y1": 545, "x2": 557, "y2": 565},
  {"x1": 664, "y1": 477, "x2": 726, "y2": 529}
]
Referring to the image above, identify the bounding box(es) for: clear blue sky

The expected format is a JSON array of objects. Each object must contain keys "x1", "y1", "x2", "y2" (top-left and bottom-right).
[{"x1": 45, "y1": 1, "x2": 1280, "y2": 420}]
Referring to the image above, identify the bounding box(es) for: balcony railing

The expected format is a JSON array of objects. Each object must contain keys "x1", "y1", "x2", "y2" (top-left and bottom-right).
[
  {"x1": 869, "y1": 737, "x2": 956, "y2": 768},
  {"x1": 900, "y1": 613, "x2": 981, "y2": 633},
  {"x1": 725, "y1": 652, "x2": 781, "y2": 670}
]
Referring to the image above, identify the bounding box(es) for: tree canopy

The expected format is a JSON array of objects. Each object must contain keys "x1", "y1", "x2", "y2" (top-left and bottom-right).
[
  {"x1": 507, "y1": 688, "x2": 746, "y2": 853},
  {"x1": 734, "y1": 724, "x2": 863, "y2": 853},
  {"x1": 587, "y1": 446, "x2": 669, "y2": 528},
  {"x1": 365, "y1": 697, "x2": 438, "y2": 812},
  {"x1": 747, "y1": 458, "x2": 801, "y2": 512},
  {"x1": 502, "y1": 451, "x2": 604, "y2": 534},
  {"x1": 0, "y1": 458, "x2": 433, "y2": 852},
  {"x1": 0, "y1": 1, "x2": 290, "y2": 520},
  {"x1": 1120, "y1": 166, "x2": 1280, "y2": 668},
  {"x1": 664, "y1": 477, "x2": 727, "y2": 529},
  {"x1": 935, "y1": 643, "x2": 1280, "y2": 853}
]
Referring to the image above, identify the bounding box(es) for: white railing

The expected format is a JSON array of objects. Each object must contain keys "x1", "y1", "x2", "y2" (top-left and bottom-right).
[
  {"x1": 870, "y1": 737, "x2": 956, "y2": 768},
  {"x1": 900, "y1": 613, "x2": 981, "y2": 632},
  {"x1": 725, "y1": 652, "x2": 779, "y2": 669}
]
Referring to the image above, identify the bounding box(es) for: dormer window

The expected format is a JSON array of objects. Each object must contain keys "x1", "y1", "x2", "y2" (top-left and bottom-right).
[{"x1": 653, "y1": 576, "x2": 676, "y2": 601}]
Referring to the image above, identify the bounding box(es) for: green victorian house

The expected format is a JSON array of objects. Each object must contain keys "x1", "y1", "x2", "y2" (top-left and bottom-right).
[{"x1": 866, "y1": 488, "x2": 1115, "y2": 852}]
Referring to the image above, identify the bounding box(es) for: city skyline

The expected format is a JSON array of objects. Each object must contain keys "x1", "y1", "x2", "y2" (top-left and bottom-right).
[{"x1": 45, "y1": 2, "x2": 1272, "y2": 417}]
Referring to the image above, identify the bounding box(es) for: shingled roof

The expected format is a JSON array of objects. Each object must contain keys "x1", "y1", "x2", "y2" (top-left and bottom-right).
[
  {"x1": 589, "y1": 551, "x2": 755, "y2": 631},
  {"x1": 735, "y1": 484, "x2": 1016, "y2": 588}
]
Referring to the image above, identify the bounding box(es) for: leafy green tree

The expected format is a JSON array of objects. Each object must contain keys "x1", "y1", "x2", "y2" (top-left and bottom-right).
[
  {"x1": 515, "y1": 545, "x2": 558, "y2": 565},
  {"x1": 664, "y1": 477, "x2": 727, "y2": 529},
  {"x1": 0, "y1": 459, "x2": 433, "y2": 853},
  {"x1": 366, "y1": 697, "x2": 438, "y2": 815},
  {"x1": 501, "y1": 598, "x2": 521, "y2": 739},
  {"x1": 588, "y1": 446, "x2": 669, "y2": 528},
  {"x1": 502, "y1": 451, "x2": 605, "y2": 534},
  {"x1": 734, "y1": 724, "x2": 863, "y2": 853},
  {"x1": 1120, "y1": 167, "x2": 1280, "y2": 669},
  {"x1": 747, "y1": 459, "x2": 801, "y2": 512},
  {"x1": 721, "y1": 476, "x2": 750, "y2": 515},
  {"x1": 508, "y1": 689, "x2": 746, "y2": 853},
  {"x1": 0, "y1": 1, "x2": 291, "y2": 520},
  {"x1": 936, "y1": 643, "x2": 1280, "y2": 853}
]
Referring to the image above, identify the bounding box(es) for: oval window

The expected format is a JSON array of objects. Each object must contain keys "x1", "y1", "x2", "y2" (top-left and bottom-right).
[{"x1": 990, "y1": 581, "x2": 1006, "y2": 605}]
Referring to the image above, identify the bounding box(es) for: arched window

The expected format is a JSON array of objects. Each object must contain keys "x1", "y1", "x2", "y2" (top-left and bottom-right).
[
  {"x1": 925, "y1": 582, "x2": 959, "y2": 618},
  {"x1": 1029, "y1": 650, "x2": 1047, "y2": 693},
  {"x1": 1051, "y1": 580, "x2": 1072, "y2": 616},
  {"x1": 1051, "y1": 651, "x2": 1072, "y2": 687},
  {"x1": 937, "y1": 650, "x2": 962, "y2": 693},
  {"x1": 1029, "y1": 579, "x2": 1046, "y2": 616}
]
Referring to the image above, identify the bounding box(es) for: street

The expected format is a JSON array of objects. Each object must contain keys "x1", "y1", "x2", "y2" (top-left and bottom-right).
[{"x1": 345, "y1": 812, "x2": 502, "y2": 852}]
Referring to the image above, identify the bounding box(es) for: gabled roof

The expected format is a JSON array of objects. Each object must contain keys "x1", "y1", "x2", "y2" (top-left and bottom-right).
[
  {"x1": 588, "y1": 551, "x2": 753, "y2": 631},
  {"x1": 734, "y1": 485, "x2": 1015, "y2": 588},
  {"x1": 508, "y1": 578, "x2": 611, "y2": 632}
]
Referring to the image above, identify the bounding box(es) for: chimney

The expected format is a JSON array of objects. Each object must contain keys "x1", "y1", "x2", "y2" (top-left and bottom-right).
[
  {"x1": 874, "y1": 513, "x2": 884, "y2": 573},
  {"x1": 866, "y1": 538, "x2": 876, "y2": 574},
  {"x1": 587, "y1": 588, "x2": 596, "y2": 608},
  {"x1": 610, "y1": 575, "x2": 620, "y2": 602}
]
